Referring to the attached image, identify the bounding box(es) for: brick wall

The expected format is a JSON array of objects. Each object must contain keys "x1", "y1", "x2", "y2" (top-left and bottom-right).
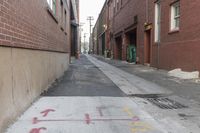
[
  {"x1": 0, "y1": 0, "x2": 70, "y2": 53},
  {"x1": 149, "y1": 0, "x2": 200, "y2": 71},
  {"x1": 112, "y1": 0, "x2": 146, "y2": 62},
  {"x1": 0, "y1": 0, "x2": 72, "y2": 131},
  {"x1": 95, "y1": 0, "x2": 200, "y2": 72}
]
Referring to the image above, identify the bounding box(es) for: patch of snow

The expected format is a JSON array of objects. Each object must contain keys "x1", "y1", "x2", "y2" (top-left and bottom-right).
[{"x1": 168, "y1": 68, "x2": 199, "y2": 80}]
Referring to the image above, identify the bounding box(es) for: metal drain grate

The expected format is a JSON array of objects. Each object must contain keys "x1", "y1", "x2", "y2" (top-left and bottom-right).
[{"x1": 147, "y1": 97, "x2": 188, "y2": 109}]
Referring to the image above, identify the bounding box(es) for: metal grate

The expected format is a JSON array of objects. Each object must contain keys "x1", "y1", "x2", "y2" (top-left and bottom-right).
[{"x1": 147, "y1": 97, "x2": 188, "y2": 109}]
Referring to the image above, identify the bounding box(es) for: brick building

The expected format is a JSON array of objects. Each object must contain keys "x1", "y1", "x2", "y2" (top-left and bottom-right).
[
  {"x1": 92, "y1": 2, "x2": 107, "y2": 56},
  {"x1": 70, "y1": 0, "x2": 79, "y2": 57},
  {"x1": 92, "y1": 20, "x2": 99, "y2": 54},
  {"x1": 93, "y1": 0, "x2": 200, "y2": 72},
  {"x1": 150, "y1": 0, "x2": 200, "y2": 71},
  {"x1": 0, "y1": 0, "x2": 79, "y2": 132}
]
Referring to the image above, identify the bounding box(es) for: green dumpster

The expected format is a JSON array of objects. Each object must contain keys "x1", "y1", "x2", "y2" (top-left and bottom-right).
[{"x1": 127, "y1": 45, "x2": 136, "y2": 63}]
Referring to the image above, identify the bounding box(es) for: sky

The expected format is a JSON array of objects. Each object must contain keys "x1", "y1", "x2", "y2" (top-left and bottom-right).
[{"x1": 80, "y1": 0, "x2": 106, "y2": 42}]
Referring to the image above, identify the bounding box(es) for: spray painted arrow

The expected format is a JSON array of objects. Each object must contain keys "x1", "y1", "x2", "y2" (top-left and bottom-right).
[
  {"x1": 30, "y1": 127, "x2": 47, "y2": 133},
  {"x1": 40, "y1": 109, "x2": 55, "y2": 117}
]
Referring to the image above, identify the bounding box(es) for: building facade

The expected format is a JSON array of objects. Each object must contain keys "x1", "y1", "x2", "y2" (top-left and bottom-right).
[
  {"x1": 0, "y1": 0, "x2": 78, "y2": 132},
  {"x1": 92, "y1": 2, "x2": 107, "y2": 56},
  {"x1": 70, "y1": 0, "x2": 80, "y2": 58},
  {"x1": 92, "y1": 20, "x2": 99, "y2": 55},
  {"x1": 92, "y1": 0, "x2": 200, "y2": 72},
  {"x1": 150, "y1": 0, "x2": 200, "y2": 71}
]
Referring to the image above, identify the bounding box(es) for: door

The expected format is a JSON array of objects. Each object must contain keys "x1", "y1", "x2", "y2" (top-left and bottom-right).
[{"x1": 145, "y1": 30, "x2": 151, "y2": 64}]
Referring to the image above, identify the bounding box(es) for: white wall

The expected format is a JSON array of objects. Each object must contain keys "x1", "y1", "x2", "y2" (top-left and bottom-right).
[{"x1": 0, "y1": 47, "x2": 69, "y2": 132}]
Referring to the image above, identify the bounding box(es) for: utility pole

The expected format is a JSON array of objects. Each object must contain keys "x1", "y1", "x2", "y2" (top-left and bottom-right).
[
  {"x1": 83, "y1": 33, "x2": 87, "y2": 54},
  {"x1": 87, "y1": 16, "x2": 94, "y2": 53}
]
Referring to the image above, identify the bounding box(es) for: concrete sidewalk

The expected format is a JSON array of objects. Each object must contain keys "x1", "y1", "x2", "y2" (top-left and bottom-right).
[
  {"x1": 92, "y1": 55, "x2": 200, "y2": 103},
  {"x1": 5, "y1": 55, "x2": 200, "y2": 133},
  {"x1": 87, "y1": 55, "x2": 200, "y2": 132},
  {"x1": 87, "y1": 55, "x2": 171, "y2": 95},
  {"x1": 6, "y1": 97, "x2": 168, "y2": 133}
]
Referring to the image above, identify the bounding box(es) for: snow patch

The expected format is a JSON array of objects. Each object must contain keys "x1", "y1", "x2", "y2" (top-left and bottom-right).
[{"x1": 168, "y1": 68, "x2": 199, "y2": 80}]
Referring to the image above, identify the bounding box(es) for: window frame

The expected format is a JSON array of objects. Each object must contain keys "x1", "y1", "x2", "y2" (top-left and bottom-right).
[
  {"x1": 64, "y1": 9, "x2": 67, "y2": 31},
  {"x1": 154, "y1": 1, "x2": 161, "y2": 43},
  {"x1": 117, "y1": 0, "x2": 119, "y2": 10},
  {"x1": 52, "y1": 0, "x2": 56, "y2": 15},
  {"x1": 170, "y1": 1, "x2": 180, "y2": 31},
  {"x1": 47, "y1": 0, "x2": 56, "y2": 15},
  {"x1": 113, "y1": 0, "x2": 116, "y2": 14}
]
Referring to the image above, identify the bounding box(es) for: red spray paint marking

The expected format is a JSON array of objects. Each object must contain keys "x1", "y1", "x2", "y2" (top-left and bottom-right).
[
  {"x1": 85, "y1": 113, "x2": 91, "y2": 124},
  {"x1": 32, "y1": 117, "x2": 85, "y2": 124},
  {"x1": 33, "y1": 117, "x2": 38, "y2": 124},
  {"x1": 40, "y1": 109, "x2": 55, "y2": 117},
  {"x1": 132, "y1": 116, "x2": 140, "y2": 122},
  {"x1": 29, "y1": 127, "x2": 47, "y2": 133},
  {"x1": 32, "y1": 116, "x2": 139, "y2": 124}
]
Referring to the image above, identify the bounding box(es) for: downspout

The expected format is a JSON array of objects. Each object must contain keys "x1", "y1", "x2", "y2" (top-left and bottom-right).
[{"x1": 144, "y1": 0, "x2": 149, "y2": 64}]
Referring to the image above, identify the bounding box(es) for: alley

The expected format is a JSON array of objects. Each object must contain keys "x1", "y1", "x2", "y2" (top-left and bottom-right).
[
  {"x1": 6, "y1": 55, "x2": 200, "y2": 133},
  {"x1": 42, "y1": 55, "x2": 125, "y2": 97},
  {"x1": 2, "y1": 0, "x2": 200, "y2": 132}
]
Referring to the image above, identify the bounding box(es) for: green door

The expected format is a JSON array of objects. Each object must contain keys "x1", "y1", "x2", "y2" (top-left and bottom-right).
[{"x1": 127, "y1": 45, "x2": 136, "y2": 63}]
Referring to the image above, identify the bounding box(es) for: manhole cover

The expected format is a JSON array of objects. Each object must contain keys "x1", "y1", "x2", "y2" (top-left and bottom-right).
[{"x1": 147, "y1": 97, "x2": 188, "y2": 109}]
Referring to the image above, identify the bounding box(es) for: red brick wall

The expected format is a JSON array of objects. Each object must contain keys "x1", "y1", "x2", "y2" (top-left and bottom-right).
[
  {"x1": 0, "y1": 0, "x2": 70, "y2": 53},
  {"x1": 97, "y1": 0, "x2": 200, "y2": 72},
  {"x1": 113, "y1": 0, "x2": 147, "y2": 62},
  {"x1": 150, "y1": 0, "x2": 200, "y2": 71}
]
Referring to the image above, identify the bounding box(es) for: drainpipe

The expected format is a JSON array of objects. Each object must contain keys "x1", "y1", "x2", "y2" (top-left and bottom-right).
[{"x1": 144, "y1": 0, "x2": 149, "y2": 64}]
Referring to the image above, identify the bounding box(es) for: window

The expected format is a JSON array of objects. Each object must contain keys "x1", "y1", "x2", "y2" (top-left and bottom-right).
[
  {"x1": 64, "y1": 10, "x2": 67, "y2": 31},
  {"x1": 113, "y1": 0, "x2": 116, "y2": 14},
  {"x1": 170, "y1": 1, "x2": 180, "y2": 30},
  {"x1": 47, "y1": 0, "x2": 52, "y2": 7},
  {"x1": 155, "y1": 1, "x2": 161, "y2": 42},
  {"x1": 52, "y1": 0, "x2": 56, "y2": 15},
  {"x1": 61, "y1": 0, "x2": 64, "y2": 24},
  {"x1": 47, "y1": 0, "x2": 56, "y2": 15},
  {"x1": 117, "y1": 0, "x2": 119, "y2": 10},
  {"x1": 109, "y1": 2, "x2": 113, "y2": 20}
]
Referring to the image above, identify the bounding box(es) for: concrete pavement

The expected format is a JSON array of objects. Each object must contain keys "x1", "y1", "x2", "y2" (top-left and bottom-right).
[
  {"x1": 5, "y1": 54, "x2": 200, "y2": 133},
  {"x1": 6, "y1": 97, "x2": 168, "y2": 133},
  {"x1": 87, "y1": 55, "x2": 172, "y2": 95},
  {"x1": 93, "y1": 55, "x2": 200, "y2": 102}
]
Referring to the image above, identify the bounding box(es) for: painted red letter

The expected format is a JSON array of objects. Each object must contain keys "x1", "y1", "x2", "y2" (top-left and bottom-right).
[{"x1": 30, "y1": 127, "x2": 47, "y2": 133}]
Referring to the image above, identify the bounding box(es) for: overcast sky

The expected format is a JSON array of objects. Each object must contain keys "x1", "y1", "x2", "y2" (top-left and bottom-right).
[{"x1": 80, "y1": 0, "x2": 105, "y2": 42}]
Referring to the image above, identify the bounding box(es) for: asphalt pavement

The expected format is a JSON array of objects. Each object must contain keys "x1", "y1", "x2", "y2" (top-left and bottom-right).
[{"x1": 42, "y1": 55, "x2": 125, "y2": 97}]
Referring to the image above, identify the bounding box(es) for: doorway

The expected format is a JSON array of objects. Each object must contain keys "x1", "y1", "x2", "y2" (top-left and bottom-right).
[
  {"x1": 126, "y1": 29, "x2": 137, "y2": 63},
  {"x1": 144, "y1": 30, "x2": 151, "y2": 64},
  {"x1": 102, "y1": 33, "x2": 105, "y2": 55},
  {"x1": 115, "y1": 36, "x2": 122, "y2": 60}
]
